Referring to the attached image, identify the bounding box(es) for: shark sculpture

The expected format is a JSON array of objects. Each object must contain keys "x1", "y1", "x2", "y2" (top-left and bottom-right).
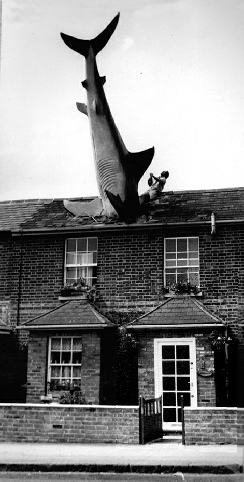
[{"x1": 61, "y1": 13, "x2": 154, "y2": 220}]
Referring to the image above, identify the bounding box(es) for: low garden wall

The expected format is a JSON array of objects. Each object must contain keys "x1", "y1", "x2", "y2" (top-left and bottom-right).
[
  {"x1": 184, "y1": 407, "x2": 243, "y2": 445},
  {"x1": 0, "y1": 404, "x2": 139, "y2": 444}
]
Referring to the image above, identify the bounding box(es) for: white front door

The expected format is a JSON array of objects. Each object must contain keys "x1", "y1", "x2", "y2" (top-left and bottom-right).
[{"x1": 154, "y1": 338, "x2": 197, "y2": 431}]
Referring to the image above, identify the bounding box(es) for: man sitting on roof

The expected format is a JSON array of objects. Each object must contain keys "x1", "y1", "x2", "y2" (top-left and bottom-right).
[{"x1": 139, "y1": 171, "x2": 169, "y2": 205}]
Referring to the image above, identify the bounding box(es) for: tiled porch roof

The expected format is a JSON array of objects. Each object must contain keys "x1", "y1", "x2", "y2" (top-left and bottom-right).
[
  {"x1": 0, "y1": 187, "x2": 244, "y2": 233},
  {"x1": 127, "y1": 296, "x2": 225, "y2": 329},
  {"x1": 18, "y1": 301, "x2": 115, "y2": 330}
]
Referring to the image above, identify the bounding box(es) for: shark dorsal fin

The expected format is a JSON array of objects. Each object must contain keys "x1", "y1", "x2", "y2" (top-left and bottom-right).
[{"x1": 126, "y1": 147, "x2": 155, "y2": 183}]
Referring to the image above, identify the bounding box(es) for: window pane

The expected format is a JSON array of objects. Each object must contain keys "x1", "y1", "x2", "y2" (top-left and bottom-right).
[
  {"x1": 164, "y1": 393, "x2": 176, "y2": 406},
  {"x1": 73, "y1": 379, "x2": 81, "y2": 388},
  {"x1": 165, "y1": 272, "x2": 176, "y2": 285},
  {"x1": 189, "y1": 258, "x2": 198, "y2": 266},
  {"x1": 176, "y1": 345, "x2": 189, "y2": 360},
  {"x1": 62, "y1": 338, "x2": 71, "y2": 350},
  {"x1": 73, "y1": 338, "x2": 82, "y2": 350},
  {"x1": 177, "y1": 361, "x2": 190, "y2": 375},
  {"x1": 72, "y1": 352, "x2": 82, "y2": 364},
  {"x1": 51, "y1": 352, "x2": 60, "y2": 364},
  {"x1": 177, "y1": 377, "x2": 190, "y2": 391},
  {"x1": 165, "y1": 239, "x2": 176, "y2": 252},
  {"x1": 51, "y1": 366, "x2": 61, "y2": 378},
  {"x1": 66, "y1": 239, "x2": 76, "y2": 252},
  {"x1": 162, "y1": 346, "x2": 175, "y2": 359},
  {"x1": 177, "y1": 271, "x2": 188, "y2": 283},
  {"x1": 189, "y1": 251, "x2": 198, "y2": 259},
  {"x1": 51, "y1": 338, "x2": 61, "y2": 350},
  {"x1": 177, "y1": 393, "x2": 190, "y2": 406},
  {"x1": 163, "y1": 361, "x2": 175, "y2": 374},
  {"x1": 189, "y1": 272, "x2": 199, "y2": 285},
  {"x1": 77, "y1": 239, "x2": 87, "y2": 251},
  {"x1": 177, "y1": 251, "x2": 187, "y2": 259},
  {"x1": 62, "y1": 366, "x2": 71, "y2": 378},
  {"x1": 163, "y1": 408, "x2": 176, "y2": 422},
  {"x1": 189, "y1": 238, "x2": 198, "y2": 251},
  {"x1": 73, "y1": 366, "x2": 81, "y2": 378},
  {"x1": 165, "y1": 260, "x2": 176, "y2": 267},
  {"x1": 88, "y1": 238, "x2": 97, "y2": 251},
  {"x1": 177, "y1": 239, "x2": 187, "y2": 252},
  {"x1": 62, "y1": 352, "x2": 71, "y2": 364},
  {"x1": 66, "y1": 253, "x2": 76, "y2": 265},
  {"x1": 163, "y1": 377, "x2": 175, "y2": 391},
  {"x1": 166, "y1": 252, "x2": 176, "y2": 259}
]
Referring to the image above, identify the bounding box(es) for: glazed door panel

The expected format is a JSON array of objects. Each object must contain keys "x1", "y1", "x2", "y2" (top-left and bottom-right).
[{"x1": 154, "y1": 338, "x2": 197, "y2": 431}]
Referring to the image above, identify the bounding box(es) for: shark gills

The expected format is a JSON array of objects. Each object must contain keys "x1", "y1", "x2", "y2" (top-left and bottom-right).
[{"x1": 61, "y1": 13, "x2": 154, "y2": 220}]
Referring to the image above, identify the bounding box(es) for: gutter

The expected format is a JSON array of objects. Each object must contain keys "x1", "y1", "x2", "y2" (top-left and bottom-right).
[
  {"x1": 8, "y1": 217, "x2": 244, "y2": 236},
  {"x1": 128, "y1": 323, "x2": 224, "y2": 329},
  {"x1": 16, "y1": 324, "x2": 114, "y2": 330}
]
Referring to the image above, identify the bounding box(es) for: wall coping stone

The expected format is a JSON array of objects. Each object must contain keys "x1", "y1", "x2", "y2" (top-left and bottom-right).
[
  {"x1": 0, "y1": 403, "x2": 138, "y2": 409},
  {"x1": 185, "y1": 406, "x2": 238, "y2": 411}
]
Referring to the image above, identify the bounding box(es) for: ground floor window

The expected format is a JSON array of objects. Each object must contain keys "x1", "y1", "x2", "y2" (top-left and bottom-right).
[{"x1": 48, "y1": 336, "x2": 82, "y2": 391}]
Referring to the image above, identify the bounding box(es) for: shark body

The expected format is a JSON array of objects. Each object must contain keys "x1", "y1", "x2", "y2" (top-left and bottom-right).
[{"x1": 61, "y1": 14, "x2": 154, "y2": 220}]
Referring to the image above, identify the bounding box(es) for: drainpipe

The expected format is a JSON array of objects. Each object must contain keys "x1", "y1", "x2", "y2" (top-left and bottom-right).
[
  {"x1": 16, "y1": 234, "x2": 23, "y2": 327},
  {"x1": 211, "y1": 212, "x2": 216, "y2": 235}
]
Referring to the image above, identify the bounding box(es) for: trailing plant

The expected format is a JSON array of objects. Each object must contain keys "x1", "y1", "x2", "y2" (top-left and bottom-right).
[
  {"x1": 59, "y1": 388, "x2": 86, "y2": 405},
  {"x1": 164, "y1": 281, "x2": 201, "y2": 295}
]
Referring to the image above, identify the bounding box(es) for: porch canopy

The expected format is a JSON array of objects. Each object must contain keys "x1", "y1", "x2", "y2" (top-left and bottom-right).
[
  {"x1": 17, "y1": 301, "x2": 115, "y2": 330},
  {"x1": 127, "y1": 296, "x2": 225, "y2": 329}
]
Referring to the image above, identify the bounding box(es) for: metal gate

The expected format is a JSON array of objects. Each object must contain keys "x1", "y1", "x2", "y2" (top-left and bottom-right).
[{"x1": 139, "y1": 396, "x2": 163, "y2": 444}]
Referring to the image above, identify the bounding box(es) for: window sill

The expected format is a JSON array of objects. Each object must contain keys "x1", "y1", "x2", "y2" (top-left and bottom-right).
[
  {"x1": 164, "y1": 292, "x2": 203, "y2": 298},
  {"x1": 59, "y1": 293, "x2": 88, "y2": 301}
]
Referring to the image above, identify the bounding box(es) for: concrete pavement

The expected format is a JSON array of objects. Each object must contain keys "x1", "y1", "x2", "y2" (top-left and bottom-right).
[{"x1": 0, "y1": 443, "x2": 243, "y2": 475}]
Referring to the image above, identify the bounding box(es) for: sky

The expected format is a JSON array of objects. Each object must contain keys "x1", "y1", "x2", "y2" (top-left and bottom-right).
[{"x1": 1, "y1": 0, "x2": 244, "y2": 201}]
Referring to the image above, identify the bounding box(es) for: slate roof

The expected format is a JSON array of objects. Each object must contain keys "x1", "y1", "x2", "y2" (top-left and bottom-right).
[
  {"x1": 127, "y1": 296, "x2": 225, "y2": 329},
  {"x1": 18, "y1": 301, "x2": 115, "y2": 330},
  {"x1": 0, "y1": 187, "x2": 244, "y2": 233}
]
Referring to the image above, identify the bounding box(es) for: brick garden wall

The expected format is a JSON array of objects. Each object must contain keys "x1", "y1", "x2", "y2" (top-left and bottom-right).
[
  {"x1": 26, "y1": 330, "x2": 101, "y2": 404},
  {"x1": 137, "y1": 330, "x2": 216, "y2": 406},
  {"x1": 184, "y1": 407, "x2": 241, "y2": 444},
  {"x1": 0, "y1": 404, "x2": 139, "y2": 444}
]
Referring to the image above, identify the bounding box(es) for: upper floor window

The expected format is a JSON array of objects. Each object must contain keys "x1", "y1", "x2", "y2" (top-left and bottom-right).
[
  {"x1": 164, "y1": 237, "x2": 199, "y2": 287},
  {"x1": 65, "y1": 237, "x2": 97, "y2": 287}
]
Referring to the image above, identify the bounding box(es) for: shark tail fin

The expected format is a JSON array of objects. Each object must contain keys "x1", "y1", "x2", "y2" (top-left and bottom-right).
[{"x1": 60, "y1": 13, "x2": 120, "y2": 58}]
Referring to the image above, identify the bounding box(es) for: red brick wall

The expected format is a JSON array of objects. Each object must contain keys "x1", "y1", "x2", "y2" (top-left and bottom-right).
[
  {"x1": 184, "y1": 408, "x2": 239, "y2": 444},
  {"x1": 1, "y1": 226, "x2": 243, "y2": 331},
  {"x1": 137, "y1": 330, "x2": 216, "y2": 406},
  {"x1": 0, "y1": 404, "x2": 139, "y2": 443},
  {"x1": 26, "y1": 330, "x2": 101, "y2": 404}
]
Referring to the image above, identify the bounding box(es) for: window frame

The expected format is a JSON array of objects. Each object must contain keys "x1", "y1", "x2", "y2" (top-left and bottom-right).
[
  {"x1": 164, "y1": 236, "x2": 200, "y2": 287},
  {"x1": 64, "y1": 237, "x2": 98, "y2": 286},
  {"x1": 47, "y1": 336, "x2": 82, "y2": 391}
]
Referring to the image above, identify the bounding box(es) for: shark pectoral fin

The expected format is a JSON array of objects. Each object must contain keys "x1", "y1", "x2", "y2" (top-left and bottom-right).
[
  {"x1": 76, "y1": 102, "x2": 88, "y2": 115},
  {"x1": 127, "y1": 146, "x2": 155, "y2": 183},
  {"x1": 105, "y1": 191, "x2": 124, "y2": 217},
  {"x1": 64, "y1": 198, "x2": 103, "y2": 217}
]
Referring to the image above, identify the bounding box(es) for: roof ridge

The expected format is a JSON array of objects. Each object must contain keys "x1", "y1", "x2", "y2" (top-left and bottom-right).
[
  {"x1": 22, "y1": 301, "x2": 72, "y2": 326},
  {"x1": 190, "y1": 297, "x2": 226, "y2": 324},
  {"x1": 127, "y1": 298, "x2": 173, "y2": 326}
]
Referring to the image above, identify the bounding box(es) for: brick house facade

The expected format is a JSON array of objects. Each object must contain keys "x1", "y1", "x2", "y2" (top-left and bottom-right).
[{"x1": 0, "y1": 188, "x2": 243, "y2": 420}]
